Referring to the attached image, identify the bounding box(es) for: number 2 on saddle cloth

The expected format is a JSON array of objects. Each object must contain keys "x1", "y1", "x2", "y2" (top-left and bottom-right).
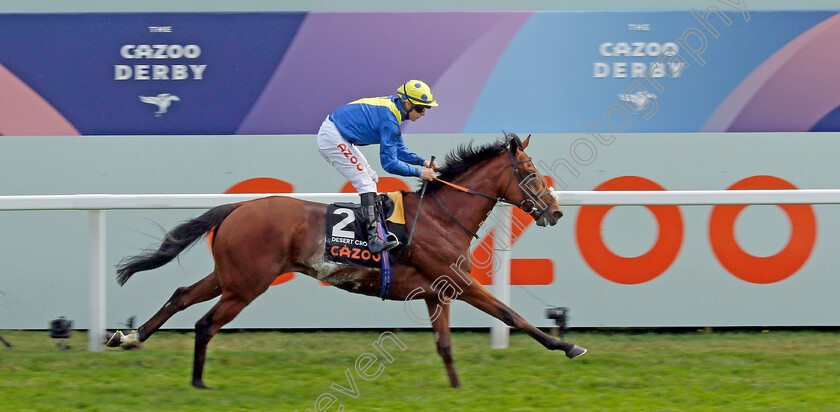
[{"x1": 324, "y1": 193, "x2": 406, "y2": 298}]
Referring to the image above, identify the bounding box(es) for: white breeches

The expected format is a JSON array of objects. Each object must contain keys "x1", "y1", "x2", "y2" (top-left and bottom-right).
[{"x1": 317, "y1": 117, "x2": 379, "y2": 193}]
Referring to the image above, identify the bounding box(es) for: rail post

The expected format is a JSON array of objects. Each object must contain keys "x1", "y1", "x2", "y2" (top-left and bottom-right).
[
  {"x1": 490, "y1": 205, "x2": 512, "y2": 349},
  {"x1": 88, "y1": 209, "x2": 106, "y2": 351}
]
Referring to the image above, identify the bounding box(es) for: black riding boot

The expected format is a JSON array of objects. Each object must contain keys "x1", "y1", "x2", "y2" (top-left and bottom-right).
[{"x1": 361, "y1": 192, "x2": 398, "y2": 253}]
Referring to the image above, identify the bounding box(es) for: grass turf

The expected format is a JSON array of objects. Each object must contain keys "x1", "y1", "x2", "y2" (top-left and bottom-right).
[{"x1": 0, "y1": 329, "x2": 838, "y2": 411}]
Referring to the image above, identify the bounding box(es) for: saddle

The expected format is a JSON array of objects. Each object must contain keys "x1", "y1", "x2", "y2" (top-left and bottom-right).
[{"x1": 324, "y1": 192, "x2": 407, "y2": 268}]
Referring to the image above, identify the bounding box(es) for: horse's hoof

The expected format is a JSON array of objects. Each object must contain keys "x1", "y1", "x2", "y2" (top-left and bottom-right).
[
  {"x1": 105, "y1": 331, "x2": 124, "y2": 348},
  {"x1": 566, "y1": 344, "x2": 587, "y2": 359},
  {"x1": 192, "y1": 380, "x2": 212, "y2": 390}
]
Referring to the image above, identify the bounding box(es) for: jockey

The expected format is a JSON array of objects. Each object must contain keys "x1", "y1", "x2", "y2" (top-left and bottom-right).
[{"x1": 317, "y1": 80, "x2": 440, "y2": 253}]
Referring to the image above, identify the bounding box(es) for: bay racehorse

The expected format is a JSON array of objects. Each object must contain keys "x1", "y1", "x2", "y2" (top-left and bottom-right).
[{"x1": 110, "y1": 133, "x2": 586, "y2": 389}]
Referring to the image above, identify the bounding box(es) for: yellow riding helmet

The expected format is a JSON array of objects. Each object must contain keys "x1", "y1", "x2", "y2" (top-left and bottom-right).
[{"x1": 397, "y1": 80, "x2": 438, "y2": 107}]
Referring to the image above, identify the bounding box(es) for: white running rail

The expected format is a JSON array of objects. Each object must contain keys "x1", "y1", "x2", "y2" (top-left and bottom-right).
[{"x1": 2, "y1": 189, "x2": 840, "y2": 351}]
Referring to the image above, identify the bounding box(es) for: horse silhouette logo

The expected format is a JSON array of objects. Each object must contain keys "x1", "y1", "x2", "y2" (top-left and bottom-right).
[
  {"x1": 139, "y1": 93, "x2": 180, "y2": 116},
  {"x1": 618, "y1": 91, "x2": 657, "y2": 112}
]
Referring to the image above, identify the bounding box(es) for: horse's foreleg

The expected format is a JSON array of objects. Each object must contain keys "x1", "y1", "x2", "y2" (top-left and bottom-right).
[
  {"x1": 459, "y1": 284, "x2": 586, "y2": 359},
  {"x1": 192, "y1": 293, "x2": 250, "y2": 389},
  {"x1": 425, "y1": 297, "x2": 460, "y2": 388},
  {"x1": 110, "y1": 271, "x2": 222, "y2": 348}
]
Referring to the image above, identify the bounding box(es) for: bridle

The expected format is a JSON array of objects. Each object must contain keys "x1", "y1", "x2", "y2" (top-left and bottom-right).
[
  {"x1": 430, "y1": 141, "x2": 556, "y2": 238},
  {"x1": 501, "y1": 145, "x2": 555, "y2": 221}
]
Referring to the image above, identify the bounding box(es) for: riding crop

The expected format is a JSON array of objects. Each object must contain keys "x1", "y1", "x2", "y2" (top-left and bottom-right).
[{"x1": 406, "y1": 155, "x2": 434, "y2": 248}]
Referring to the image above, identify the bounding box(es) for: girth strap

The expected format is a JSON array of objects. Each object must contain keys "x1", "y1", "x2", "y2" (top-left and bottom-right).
[{"x1": 378, "y1": 248, "x2": 392, "y2": 300}]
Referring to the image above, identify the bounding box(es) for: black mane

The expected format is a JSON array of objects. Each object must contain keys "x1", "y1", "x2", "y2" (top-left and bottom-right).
[{"x1": 418, "y1": 133, "x2": 519, "y2": 193}]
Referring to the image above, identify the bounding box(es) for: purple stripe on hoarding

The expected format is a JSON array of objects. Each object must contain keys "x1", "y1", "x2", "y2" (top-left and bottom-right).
[
  {"x1": 702, "y1": 13, "x2": 840, "y2": 132},
  {"x1": 404, "y1": 12, "x2": 531, "y2": 134},
  {"x1": 237, "y1": 12, "x2": 529, "y2": 135}
]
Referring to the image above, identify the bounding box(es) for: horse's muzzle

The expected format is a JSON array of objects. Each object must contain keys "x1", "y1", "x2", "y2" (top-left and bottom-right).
[{"x1": 535, "y1": 208, "x2": 563, "y2": 227}]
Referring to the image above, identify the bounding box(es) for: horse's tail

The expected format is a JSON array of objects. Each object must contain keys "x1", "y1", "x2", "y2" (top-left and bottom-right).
[{"x1": 116, "y1": 203, "x2": 241, "y2": 286}]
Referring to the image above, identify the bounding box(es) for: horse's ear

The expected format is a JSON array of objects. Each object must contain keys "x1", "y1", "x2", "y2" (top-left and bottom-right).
[
  {"x1": 522, "y1": 134, "x2": 531, "y2": 148},
  {"x1": 508, "y1": 133, "x2": 523, "y2": 152}
]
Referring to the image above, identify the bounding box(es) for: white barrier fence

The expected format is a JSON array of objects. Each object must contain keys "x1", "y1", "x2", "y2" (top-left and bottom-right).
[
  {"x1": 2, "y1": 189, "x2": 840, "y2": 351},
  {"x1": 0, "y1": 193, "x2": 356, "y2": 352}
]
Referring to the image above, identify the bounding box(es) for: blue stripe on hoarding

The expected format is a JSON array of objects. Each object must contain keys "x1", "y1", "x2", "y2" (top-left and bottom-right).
[{"x1": 0, "y1": 12, "x2": 306, "y2": 135}]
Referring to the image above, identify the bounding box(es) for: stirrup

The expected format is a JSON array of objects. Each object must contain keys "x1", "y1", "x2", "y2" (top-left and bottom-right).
[{"x1": 385, "y1": 231, "x2": 400, "y2": 245}]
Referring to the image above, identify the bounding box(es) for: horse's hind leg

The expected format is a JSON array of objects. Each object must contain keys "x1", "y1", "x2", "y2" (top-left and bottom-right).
[
  {"x1": 459, "y1": 284, "x2": 586, "y2": 359},
  {"x1": 191, "y1": 292, "x2": 251, "y2": 389},
  {"x1": 108, "y1": 271, "x2": 221, "y2": 347},
  {"x1": 425, "y1": 297, "x2": 460, "y2": 388}
]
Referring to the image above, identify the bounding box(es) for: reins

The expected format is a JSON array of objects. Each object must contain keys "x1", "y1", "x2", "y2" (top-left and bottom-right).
[
  {"x1": 431, "y1": 177, "x2": 520, "y2": 207},
  {"x1": 430, "y1": 190, "x2": 479, "y2": 239}
]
